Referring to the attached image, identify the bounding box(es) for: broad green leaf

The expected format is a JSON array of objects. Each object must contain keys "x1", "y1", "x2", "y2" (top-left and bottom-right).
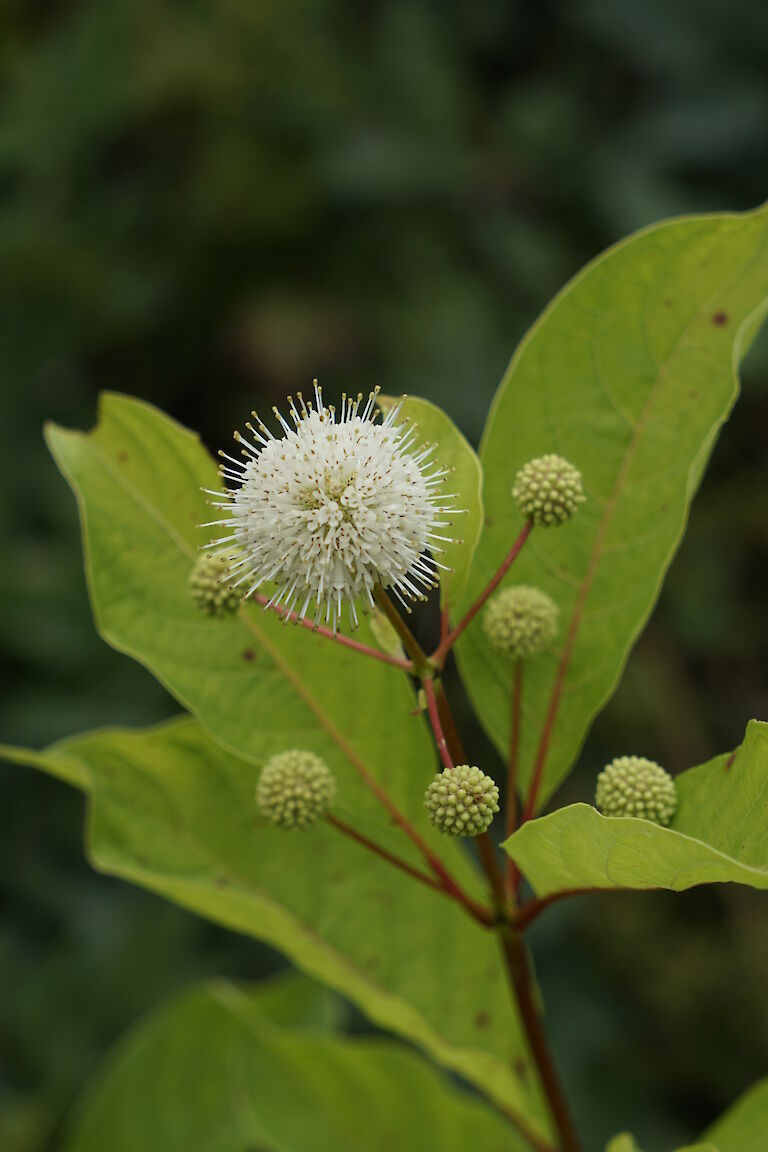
[
  {"x1": 0, "y1": 718, "x2": 547, "y2": 1140},
  {"x1": 702, "y1": 1077, "x2": 768, "y2": 1152},
  {"x1": 234, "y1": 970, "x2": 345, "y2": 1031},
  {"x1": 456, "y1": 205, "x2": 768, "y2": 809},
  {"x1": 41, "y1": 392, "x2": 545, "y2": 1129},
  {"x1": 62, "y1": 979, "x2": 525, "y2": 1152},
  {"x1": 503, "y1": 721, "x2": 768, "y2": 898},
  {"x1": 379, "y1": 394, "x2": 484, "y2": 610}
]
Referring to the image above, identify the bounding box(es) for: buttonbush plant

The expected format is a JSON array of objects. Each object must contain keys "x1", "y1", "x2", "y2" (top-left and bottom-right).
[{"x1": 4, "y1": 205, "x2": 768, "y2": 1152}]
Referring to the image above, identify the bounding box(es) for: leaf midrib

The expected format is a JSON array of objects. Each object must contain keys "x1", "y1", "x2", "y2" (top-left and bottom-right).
[{"x1": 525, "y1": 232, "x2": 768, "y2": 805}]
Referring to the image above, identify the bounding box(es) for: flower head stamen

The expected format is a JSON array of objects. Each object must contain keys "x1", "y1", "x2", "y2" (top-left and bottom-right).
[{"x1": 203, "y1": 382, "x2": 460, "y2": 632}]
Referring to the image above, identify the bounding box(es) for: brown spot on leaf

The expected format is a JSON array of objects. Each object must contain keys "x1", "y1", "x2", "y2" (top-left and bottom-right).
[
  {"x1": 474, "y1": 1010, "x2": 491, "y2": 1029},
  {"x1": 512, "y1": 1057, "x2": 529, "y2": 1083},
  {"x1": 242, "y1": 649, "x2": 255, "y2": 662},
  {"x1": 712, "y1": 311, "x2": 728, "y2": 326},
  {"x1": 117, "y1": 451, "x2": 128, "y2": 463},
  {"x1": 724, "y1": 751, "x2": 736, "y2": 773}
]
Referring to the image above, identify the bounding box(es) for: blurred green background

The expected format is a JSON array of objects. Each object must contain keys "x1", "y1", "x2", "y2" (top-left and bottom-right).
[{"x1": 1, "y1": 2, "x2": 767, "y2": 1149}]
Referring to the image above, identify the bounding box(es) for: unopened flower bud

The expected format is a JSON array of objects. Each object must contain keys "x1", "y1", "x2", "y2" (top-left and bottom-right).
[
  {"x1": 513, "y1": 454, "x2": 584, "y2": 526},
  {"x1": 189, "y1": 554, "x2": 241, "y2": 618},
  {"x1": 483, "y1": 585, "x2": 558, "y2": 661},
  {"x1": 595, "y1": 756, "x2": 677, "y2": 826},
  {"x1": 256, "y1": 750, "x2": 336, "y2": 829},
  {"x1": 424, "y1": 764, "x2": 500, "y2": 837}
]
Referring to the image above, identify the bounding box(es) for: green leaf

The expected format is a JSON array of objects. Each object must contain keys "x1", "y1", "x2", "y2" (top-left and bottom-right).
[
  {"x1": 456, "y1": 206, "x2": 768, "y2": 809},
  {"x1": 379, "y1": 393, "x2": 484, "y2": 610},
  {"x1": 702, "y1": 1077, "x2": 768, "y2": 1152},
  {"x1": 62, "y1": 979, "x2": 525, "y2": 1152},
  {"x1": 606, "y1": 1137, "x2": 716, "y2": 1152},
  {"x1": 1, "y1": 718, "x2": 547, "y2": 1141},
  {"x1": 40, "y1": 392, "x2": 545, "y2": 1128},
  {"x1": 234, "y1": 970, "x2": 345, "y2": 1031},
  {"x1": 503, "y1": 721, "x2": 768, "y2": 898}
]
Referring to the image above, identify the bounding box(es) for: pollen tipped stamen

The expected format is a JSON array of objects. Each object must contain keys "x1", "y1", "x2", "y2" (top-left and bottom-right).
[{"x1": 205, "y1": 384, "x2": 460, "y2": 632}]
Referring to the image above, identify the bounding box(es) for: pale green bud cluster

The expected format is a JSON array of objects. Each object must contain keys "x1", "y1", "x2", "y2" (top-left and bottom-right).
[
  {"x1": 483, "y1": 585, "x2": 559, "y2": 661},
  {"x1": 513, "y1": 454, "x2": 584, "y2": 526},
  {"x1": 424, "y1": 764, "x2": 500, "y2": 837},
  {"x1": 189, "y1": 554, "x2": 241, "y2": 617},
  {"x1": 595, "y1": 756, "x2": 677, "y2": 826},
  {"x1": 256, "y1": 750, "x2": 336, "y2": 829}
]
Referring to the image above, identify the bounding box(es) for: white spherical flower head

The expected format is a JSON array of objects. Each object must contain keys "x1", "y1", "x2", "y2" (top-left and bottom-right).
[{"x1": 204, "y1": 383, "x2": 458, "y2": 631}]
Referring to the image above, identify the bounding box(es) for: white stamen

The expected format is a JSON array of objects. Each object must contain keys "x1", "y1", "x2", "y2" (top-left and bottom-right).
[{"x1": 206, "y1": 388, "x2": 461, "y2": 631}]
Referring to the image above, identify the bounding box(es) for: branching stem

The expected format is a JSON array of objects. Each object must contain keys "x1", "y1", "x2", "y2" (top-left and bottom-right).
[
  {"x1": 249, "y1": 593, "x2": 414, "y2": 672},
  {"x1": 431, "y1": 522, "x2": 532, "y2": 665},
  {"x1": 506, "y1": 662, "x2": 523, "y2": 898},
  {"x1": 315, "y1": 582, "x2": 581, "y2": 1151},
  {"x1": 326, "y1": 814, "x2": 494, "y2": 926},
  {"x1": 423, "y1": 677, "x2": 454, "y2": 772}
]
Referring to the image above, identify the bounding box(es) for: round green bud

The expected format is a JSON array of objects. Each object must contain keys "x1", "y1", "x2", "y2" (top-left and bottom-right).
[
  {"x1": 189, "y1": 554, "x2": 241, "y2": 617},
  {"x1": 483, "y1": 585, "x2": 559, "y2": 661},
  {"x1": 595, "y1": 756, "x2": 677, "y2": 826},
  {"x1": 513, "y1": 454, "x2": 585, "y2": 526},
  {"x1": 256, "y1": 749, "x2": 336, "y2": 829},
  {"x1": 424, "y1": 764, "x2": 500, "y2": 837}
]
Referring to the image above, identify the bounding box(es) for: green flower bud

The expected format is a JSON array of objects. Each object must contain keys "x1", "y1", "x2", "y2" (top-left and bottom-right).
[
  {"x1": 256, "y1": 749, "x2": 336, "y2": 829},
  {"x1": 595, "y1": 756, "x2": 677, "y2": 826},
  {"x1": 513, "y1": 454, "x2": 584, "y2": 526},
  {"x1": 483, "y1": 585, "x2": 559, "y2": 661},
  {"x1": 424, "y1": 764, "x2": 500, "y2": 837},
  {"x1": 189, "y1": 554, "x2": 241, "y2": 617}
]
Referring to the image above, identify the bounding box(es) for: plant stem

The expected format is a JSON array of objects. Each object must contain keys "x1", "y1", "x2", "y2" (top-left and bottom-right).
[
  {"x1": 501, "y1": 929, "x2": 582, "y2": 1152},
  {"x1": 432, "y1": 522, "x2": 532, "y2": 665},
  {"x1": 326, "y1": 814, "x2": 495, "y2": 926},
  {"x1": 431, "y1": 679, "x2": 509, "y2": 914},
  {"x1": 250, "y1": 593, "x2": 414, "y2": 672},
  {"x1": 423, "y1": 677, "x2": 454, "y2": 772},
  {"x1": 431, "y1": 677, "x2": 582, "y2": 1151},
  {"x1": 326, "y1": 814, "x2": 444, "y2": 891},
  {"x1": 506, "y1": 662, "x2": 523, "y2": 898},
  {"x1": 373, "y1": 584, "x2": 431, "y2": 671}
]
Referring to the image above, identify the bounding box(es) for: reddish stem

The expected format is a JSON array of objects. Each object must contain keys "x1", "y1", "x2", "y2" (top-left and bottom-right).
[
  {"x1": 512, "y1": 886, "x2": 649, "y2": 931},
  {"x1": 326, "y1": 816, "x2": 495, "y2": 927},
  {"x1": 432, "y1": 522, "x2": 532, "y2": 664},
  {"x1": 423, "y1": 677, "x2": 454, "y2": 772},
  {"x1": 505, "y1": 662, "x2": 523, "y2": 898},
  {"x1": 249, "y1": 593, "x2": 414, "y2": 672},
  {"x1": 501, "y1": 929, "x2": 583, "y2": 1152},
  {"x1": 432, "y1": 680, "x2": 509, "y2": 915},
  {"x1": 326, "y1": 814, "x2": 444, "y2": 891}
]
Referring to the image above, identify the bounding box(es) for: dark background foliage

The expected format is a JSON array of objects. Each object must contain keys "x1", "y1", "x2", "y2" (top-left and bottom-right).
[{"x1": 1, "y1": 2, "x2": 767, "y2": 1149}]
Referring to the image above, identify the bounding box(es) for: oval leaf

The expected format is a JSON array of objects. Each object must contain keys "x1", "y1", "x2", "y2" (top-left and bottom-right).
[
  {"x1": 1, "y1": 718, "x2": 547, "y2": 1141},
  {"x1": 503, "y1": 721, "x2": 768, "y2": 898},
  {"x1": 457, "y1": 206, "x2": 768, "y2": 809},
  {"x1": 63, "y1": 980, "x2": 526, "y2": 1152},
  {"x1": 379, "y1": 394, "x2": 484, "y2": 611}
]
